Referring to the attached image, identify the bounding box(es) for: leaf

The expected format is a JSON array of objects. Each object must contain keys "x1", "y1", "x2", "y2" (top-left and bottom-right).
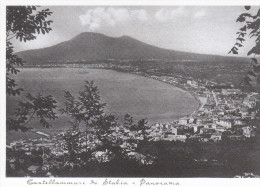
[
  {"x1": 252, "y1": 58, "x2": 258, "y2": 64},
  {"x1": 235, "y1": 43, "x2": 244, "y2": 47},
  {"x1": 229, "y1": 47, "x2": 238, "y2": 54},
  {"x1": 237, "y1": 15, "x2": 246, "y2": 22},
  {"x1": 245, "y1": 6, "x2": 251, "y2": 10},
  {"x1": 239, "y1": 33, "x2": 246, "y2": 37},
  {"x1": 237, "y1": 37, "x2": 245, "y2": 43},
  {"x1": 248, "y1": 44, "x2": 260, "y2": 55},
  {"x1": 236, "y1": 13, "x2": 252, "y2": 22},
  {"x1": 253, "y1": 65, "x2": 260, "y2": 73},
  {"x1": 257, "y1": 9, "x2": 260, "y2": 17},
  {"x1": 248, "y1": 48, "x2": 254, "y2": 56},
  {"x1": 248, "y1": 71, "x2": 256, "y2": 77},
  {"x1": 240, "y1": 25, "x2": 247, "y2": 32}
]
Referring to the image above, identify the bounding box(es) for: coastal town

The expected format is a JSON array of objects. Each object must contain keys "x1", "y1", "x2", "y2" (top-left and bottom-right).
[
  {"x1": 6, "y1": 63, "x2": 260, "y2": 177},
  {"x1": 4, "y1": 6, "x2": 260, "y2": 187}
]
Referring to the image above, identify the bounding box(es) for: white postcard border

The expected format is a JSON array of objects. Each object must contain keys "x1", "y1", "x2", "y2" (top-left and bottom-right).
[{"x1": 1, "y1": 1, "x2": 260, "y2": 187}]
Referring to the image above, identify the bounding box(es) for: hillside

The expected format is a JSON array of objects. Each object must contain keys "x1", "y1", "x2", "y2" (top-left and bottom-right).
[{"x1": 16, "y1": 32, "x2": 246, "y2": 64}]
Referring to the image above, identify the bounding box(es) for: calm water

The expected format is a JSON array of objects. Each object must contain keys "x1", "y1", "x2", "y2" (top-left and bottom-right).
[{"x1": 7, "y1": 67, "x2": 198, "y2": 130}]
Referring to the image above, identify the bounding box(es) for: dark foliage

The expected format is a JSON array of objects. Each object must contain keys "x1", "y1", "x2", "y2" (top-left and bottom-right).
[
  {"x1": 7, "y1": 93, "x2": 58, "y2": 131},
  {"x1": 6, "y1": 41, "x2": 24, "y2": 96},
  {"x1": 61, "y1": 81, "x2": 118, "y2": 161},
  {"x1": 92, "y1": 114, "x2": 118, "y2": 138},
  {"x1": 123, "y1": 113, "x2": 134, "y2": 127},
  {"x1": 137, "y1": 118, "x2": 149, "y2": 140},
  {"x1": 6, "y1": 6, "x2": 57, "y2": 132},
  {"x1": 61, "y1": 80, "x2": 106, "y2": 130},
  {"x1": 63, "y1": 130, "x2": 83, "y2": 162},
  {"x1": 6, "y1": 6, "x2": 53, "y2": 42},
  {"x1": 6, "y1": 6, "x2": 53, "y2": 96},
  {"x1": 230, "y1": 6, "x2": 260, "y2": 90}
]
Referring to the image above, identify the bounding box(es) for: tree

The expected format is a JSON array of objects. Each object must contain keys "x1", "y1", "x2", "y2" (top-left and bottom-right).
[
  {"x1": 230, "y1": 6, "x2": 260, "y2": 90},
  {"x1": 61, "y1": 81, "x2": 120, "y2": 160},
  {"x1": 6, "y1": 6, "x2": 53, "y2": 96},
  {"x1": 61, "y1": 81, "x2": 106, "y2": 129},
  {"x1": 63, "y1": 130, "x2": 83, "y2": 163},
  {"x1": 60, "y1": 91, "x2": 82, "y2": 130},
  {"x1": 6, "y1": 41, "x2": 24, "y2": 96},
  {"x1": 61, "y1": 81, "x2": 106, "y2": 146},
  {"x1": 7, "y1": 93, "x2": 57, "y2": 132},
  {"x1": 92, "y1": 114, "x2": 118, "y2": 144},
  {"x1": 136, "y1": 118, "x2": 149, "y2": 141},
  {"x1": 124, "y1": 113, "x2": 134, "y2": 127},
  {"x1": 128, "y1": 118, "x2": 149, "y2": 140},
  {"x1": 78, "y1": 81, "x2": 106, "y2": 128},
  {"x1": 6, "y1": 6, "x2": 57, "y2": 131}
]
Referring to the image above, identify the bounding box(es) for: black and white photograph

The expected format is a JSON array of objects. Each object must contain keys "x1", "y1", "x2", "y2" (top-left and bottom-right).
[{"x1": 1, "y1": 0, "x2": 260, "y2": 185}]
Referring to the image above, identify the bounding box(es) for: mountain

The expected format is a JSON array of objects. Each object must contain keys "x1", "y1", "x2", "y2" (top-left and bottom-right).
[{"x1": 16, "y1": 32, "x2": 247, "y2": 64}]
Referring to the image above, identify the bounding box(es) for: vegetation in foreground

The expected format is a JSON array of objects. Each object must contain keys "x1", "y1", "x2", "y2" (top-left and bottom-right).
[{"x1": 5, "y1": 6, "x2": 260, "y2": 178}]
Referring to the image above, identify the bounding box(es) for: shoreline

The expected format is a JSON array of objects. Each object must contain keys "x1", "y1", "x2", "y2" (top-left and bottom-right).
[
  {"x1": 7, "y1": 66, "x2": 202, "y2": 143},
  {"x1": 98, "y1": 67, "x2": 203, "y2": 122}
]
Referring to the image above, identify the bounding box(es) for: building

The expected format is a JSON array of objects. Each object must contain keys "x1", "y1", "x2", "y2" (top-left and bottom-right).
[
  {"x1": 211, "y1": 133, "x2": 222, "y2": 142},
  {"x1": 28, "y1": 165, "x2": 41, "y2": 174},
  {"x1": 222, "y1": 89, "x2": 241, "y2": 95},
  {"x1": 242, "y1": 127, "x2": 252, "y2": 137},
  {"x1": 165, "y1": 135, "x2": 187, "y2": 142},
  {"x1": 171, "y1": 127, "x2": 178, "y2": 135},
  {"x1": 234, "y1": 119, "x2": 243, "y2": 126},
  {"x1": 216, "y1": 120, "x2": 232, "y2": 128},
  {"x1": 187, "y1": 80, "x2": 199, "y2": 88},
  {"x1": 93, "y1": 151, "x2": 111, "y2": 163},
  {"x1": 203, "y1": 104, "x2": 215, "y2": 111},
  {"x1": 179, "y1": 117, "x2": 188, "y2": 125},
  {"x1": 200, "y1": 128, "x2": 215, "y2": 134}
]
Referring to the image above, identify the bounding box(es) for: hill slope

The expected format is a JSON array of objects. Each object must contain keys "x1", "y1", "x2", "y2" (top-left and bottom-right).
[{"x1": 16, "y1": 32, "x2": 246, "y2": 64}]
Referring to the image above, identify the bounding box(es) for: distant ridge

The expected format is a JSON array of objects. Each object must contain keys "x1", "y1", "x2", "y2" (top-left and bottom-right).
[{"x1": 16, "y1": 32, "x2": 247, "y2": 64}]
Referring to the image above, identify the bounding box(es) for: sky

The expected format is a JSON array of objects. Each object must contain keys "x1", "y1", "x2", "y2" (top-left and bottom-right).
[{"x1": 11, "y1": 6, "x2": 260, "y2": 56}]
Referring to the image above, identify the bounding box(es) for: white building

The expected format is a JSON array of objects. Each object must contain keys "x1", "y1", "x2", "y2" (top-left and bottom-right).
[
  {"x1": 216, "y1": 120, "x2": 232, "y2": 128},
  {"x1": 179, "y1": 117, "x2": 188, "y2": 125}
]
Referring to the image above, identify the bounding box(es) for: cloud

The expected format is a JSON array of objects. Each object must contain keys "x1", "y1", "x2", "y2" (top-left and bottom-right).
[
  {"x1": 131, "y1": 9, "x2": 148, "y2": 21},
  {"x1": 79, "y1": 7, "x2": 207, "y2": 31},
  {"x1": 154, "y1": 7, "x2": 186, "y2": 22},
  {"x1": 154, "y1": 7, "x2": 207, "y2": 21},
  {"x1": 194, "y1": 10, "x2": 206, "y2": 19},
  {"x1": 79, "y1": 7, "x2": 148, "y2": 31}
]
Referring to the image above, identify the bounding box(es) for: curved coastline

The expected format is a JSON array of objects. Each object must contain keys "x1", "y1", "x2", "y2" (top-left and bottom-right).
[
  {"x1": 34, "y1": 67, "x2": 201, "y2": 138},
  {"x1": 8, "y1": 66, "x2": 199, "y2": 143},
  {"x1": 96, "y1": 67, "x2": 201, "y2": 124},
  {"x1": 132, "y1": 73, "x2": 201, "y2": 123},
  {"x1": 19, "y1": 66, "x2": 201, "y2": 123}
]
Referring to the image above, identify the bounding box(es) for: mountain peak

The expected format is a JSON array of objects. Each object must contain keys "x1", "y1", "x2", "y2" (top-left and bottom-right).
[
  {"x1": 72, "y1": 32, "x2": 107, "y2": 40},
  {"x1": 16, "y1": 32, "x2": 244, "y2": 65},
  {"x1": 76, "y1": 32, "x2": 133, "y2": 40}
]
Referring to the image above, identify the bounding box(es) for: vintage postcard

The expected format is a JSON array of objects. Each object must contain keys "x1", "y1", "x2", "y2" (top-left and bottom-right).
[{"x1": 1, "y1": 0, "x2": 260, "y2": 187}]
